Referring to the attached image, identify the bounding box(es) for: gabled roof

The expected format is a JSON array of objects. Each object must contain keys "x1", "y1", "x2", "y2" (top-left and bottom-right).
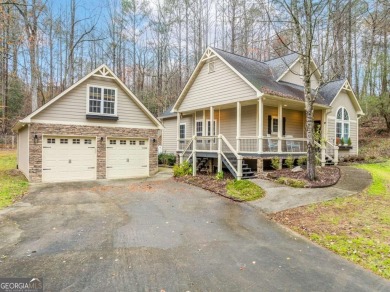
[
  {"x1": 319, "y1": 79, "x2": 346, "y2": 105},
  {"x1": 14, "y1": 64, "x2": 163, "y2": 130},
  {"x1": 210, "y1": 48, "x2": 328, "y2": 105},
  {"x1": 173, "y1": 47, "x2": 362, "y2": 113},
  {"x1": 320, "y1": 79, "x2": 363, "y2": 114},
  {"x1": 263, "y1": 53, "x2": 299, "y2": 81}
]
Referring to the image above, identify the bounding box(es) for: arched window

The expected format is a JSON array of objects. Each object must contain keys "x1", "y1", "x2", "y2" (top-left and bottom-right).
[{"x1": 336, "y1": 107, "x2": 350, "y2": 141}]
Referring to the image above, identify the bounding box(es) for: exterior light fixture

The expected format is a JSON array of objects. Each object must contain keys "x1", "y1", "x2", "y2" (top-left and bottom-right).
[
  {"x1": 34, "y1": 134, "x2": 38, "y2": 144},
  {"x1": 100, "y1": 137, "x2": 104, "y2": 142}
]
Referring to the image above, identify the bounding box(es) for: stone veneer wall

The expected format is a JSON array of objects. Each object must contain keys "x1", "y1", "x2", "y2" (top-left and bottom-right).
[{"x1": 28, "y1": 123, "x2": 159, "y2": 182}]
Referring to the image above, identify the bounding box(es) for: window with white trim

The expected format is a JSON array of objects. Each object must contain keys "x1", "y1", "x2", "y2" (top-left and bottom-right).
[
  {"x1": 47, "y1": 138, "x2": 55, "y2": 144},
  {"x1": 72, "y1": 139, "x2": 80, "y2": 144},
  {"x1": 60, "y1": 139, "x2": 68, "y2": 144},
  {"x1": 272, "y1": 117, "x2": 278, "y2": 134},
  {"x1": 179, "y1": 123, "x2": 186, "y2": 145},
  {"x1": 179, "y1": 123, "x2": 186, "y2": 139},
  {"x1": 84, "y1": 139, "x2": 92, "y2": 144},
  {"x1": 88, "y1": 85, "x2": 117, "y2": 115},
  {"x1": 207, "y1": 120, "x2": 217, "y2": 136},
  {"x1": 120, "y1": 140, "x2": 126, "y2": 145},
  {"x1": 196, "y1": 121, "x2": 203, "y2": 136},
  {"x1": 110, "y1": 140, "x2": 116, "y2": 145},
  {"x1": 129, "y1": 140, "x2": 136, "y2": 145},
  {"x1": 139, "y1": 141, "x2": 145, "y2": 145},
  {"x1": 336, "y1": 107, "x2": 350, "y2": 141}
]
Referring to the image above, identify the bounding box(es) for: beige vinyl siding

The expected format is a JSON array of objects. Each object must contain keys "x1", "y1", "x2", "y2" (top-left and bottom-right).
[
  {"x1": 33, "y1": 76, "x2": 156, "y2": 128},
  {"x1": 263, "y1": 106, "x2": 304, "y2": 138},
  {"x1": 241, "y1": 105, "x2": 257, "y2": 136},
  {"x1": 17, "y1": 125, "x2": 29, "y2": 178},
  {"x1": 280, "y1": 61, "x2": 320, "y2": 89},
  {"x1": 219, "y1": 108, "x2": 237, "y2": 147},
  {"x1": 328, "y1": 90, "x2": 358, "y2": 155},
  {"x1": 161, "y1": 115, "x2": 193, "y2": 154},
  {"x1": 178, "y1": 58, "x2": 257, "y2": 112},
  {"x1": 161, "y1": 118, "x2": 177, "y2": 154}
]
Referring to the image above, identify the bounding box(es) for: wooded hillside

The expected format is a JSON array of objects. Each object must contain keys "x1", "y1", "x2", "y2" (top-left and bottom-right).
[{"x1": 0, "y1": 0, "x2": 389, "y2": 133}]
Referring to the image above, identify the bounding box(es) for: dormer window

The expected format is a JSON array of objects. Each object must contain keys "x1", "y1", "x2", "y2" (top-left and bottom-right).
[{"x1": 87, "y1": 85, "x2": 117, "y2": 116}]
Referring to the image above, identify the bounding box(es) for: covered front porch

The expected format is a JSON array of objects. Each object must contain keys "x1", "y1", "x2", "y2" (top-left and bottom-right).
[{"x1": 175, "y1": 96, "x2": 338, "y2": 179}]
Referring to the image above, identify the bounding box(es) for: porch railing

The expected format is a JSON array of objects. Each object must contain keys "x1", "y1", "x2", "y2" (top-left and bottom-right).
[
  {"x1": 314, "y1": 140, "x2": 338, "y2": 166},
  {"x1": 238, "y1": 136, "x2": 307, "y2": 154},
  {"x1": 178, "y1": 134, "x2": 242, "y2": 179}
]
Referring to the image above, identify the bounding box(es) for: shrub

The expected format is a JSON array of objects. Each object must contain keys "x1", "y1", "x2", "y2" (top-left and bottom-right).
[
  {"x1": 215, "y1": 171, "x2": 224, "y2": 180},
  {"x1": 297, "y1": 156, "x2": 307, "y2": 166},
  {"x1": 340, "y1": 137, "x2": 345, "y2": 145},
  {"x1": 285, "y1": 155, "x2": 294, "y2": 169},
  {"x1": 276, "y1": 177, "x2": 305, "y2": 188},
  {"x1": 347, "y1": 137, "x2": 352, "y2": 146},
  {"x1": 271, "y1": 156, "x2": 280, "y2": 170},
  {"x1": 158, "y1": 153, "x2": 176, "y2": 166},
  {"x1": 173, "y1": 161, "x2": 193, "y2": 177}
]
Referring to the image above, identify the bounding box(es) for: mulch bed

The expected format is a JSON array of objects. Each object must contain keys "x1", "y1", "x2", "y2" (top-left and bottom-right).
[
  {"x1": 262, "y1": 166, "x2": 341, "y2": 188},
  {"x1": 175, "y1": 173, "x2": 243, "y2": 201}
]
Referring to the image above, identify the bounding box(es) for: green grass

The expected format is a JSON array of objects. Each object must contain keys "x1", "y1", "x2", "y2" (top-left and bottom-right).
[
  {"x1": 226, "y1": 179, "x2": 265, "y2": 201},
  {"x1": 0, "y1": 151, "x2": 29, "y2": 209},
  {"x1": 275, "y1": 177, "x2": 306, "y2": 188},
  {"x1": 278, "y1": 161, "x2": 390, "y2": 279}
]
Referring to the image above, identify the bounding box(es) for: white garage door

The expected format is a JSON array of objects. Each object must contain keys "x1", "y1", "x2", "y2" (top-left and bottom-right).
[
  {"x1": 106, "y1": 138, "x2": 149, "y2": 179},
  {"x1": 42, "y1": 136, "x2": 96, "y2": 182}
]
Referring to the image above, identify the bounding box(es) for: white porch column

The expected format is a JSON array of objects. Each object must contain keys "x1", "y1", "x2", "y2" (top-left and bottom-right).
[
  {"x1": 258, "y1": 98, "x2": 263, "y2": 153},
  {"x1": 321, "y1": 109, "x2": 327, "y2": 141},
  {"x1": 218, "y1": 135, "x2": 222, "y2": 172},
  {"x1": 176, "y1": 112, "x2": 181, "y2": 151},
  {"x1": 236, "y1": 101, "x2": 241, "y2": 152},
  {"x1": 278, "y1": 103, "x2": 283, "y2": 152},
  {"x1": 202, "y1": 109, "x2": 206, "y2": 136},
  {"x1": 192, "y1": 135, "x2": 197, "y2": 175},
  {"x1": 210, "y1": 106, "x2": 214, "y2": 150}
]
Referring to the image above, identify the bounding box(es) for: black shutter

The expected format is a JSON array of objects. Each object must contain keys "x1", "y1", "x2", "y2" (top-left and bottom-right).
[
  {"x1": 268, "y1": 115, "x2": 272, "y2": 135},
  {"x1": 283, "y1": 117, "x2": 286, "y2": 136}
]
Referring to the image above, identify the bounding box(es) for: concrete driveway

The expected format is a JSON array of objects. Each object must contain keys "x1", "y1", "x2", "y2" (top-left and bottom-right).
[{"x1": 0, "y1": 177, "x2": 389, "y2": 291}]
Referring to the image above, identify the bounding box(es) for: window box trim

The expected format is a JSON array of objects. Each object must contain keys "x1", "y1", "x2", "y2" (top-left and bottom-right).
[
  {"x1": 86, "y1": 114, "x2": 119, "y2": 121},
  {"x1": 86, "y1": 84, "x2": 118, "y2": 116},
  {"x1": 338, "y1": 145, "x2": 353, "y2": 151}
]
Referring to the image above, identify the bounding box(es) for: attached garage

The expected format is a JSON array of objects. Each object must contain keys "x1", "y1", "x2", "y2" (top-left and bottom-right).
[
  {"x1": 42, "y1": 136, "x2": 97, "y2": 182},
  {"x1": 106, "y1": 138, "x2": 149, "y2": 179},
  {"x1": 13, "y1": 65, "x2": 162, "y2": 183}
]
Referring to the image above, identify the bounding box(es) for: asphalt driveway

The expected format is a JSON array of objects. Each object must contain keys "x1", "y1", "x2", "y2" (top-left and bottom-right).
[{"x1": 0, "y1": 177, "x2": 389, "y2": 291}]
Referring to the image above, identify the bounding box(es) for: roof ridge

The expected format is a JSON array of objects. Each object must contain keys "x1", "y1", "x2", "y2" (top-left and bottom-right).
[
  {"x1": 264, "y1": 52, "x2": 298, "y2": 62},
  {"x1": 210, "y1": 47, "x2": 266, "y2": 65}
]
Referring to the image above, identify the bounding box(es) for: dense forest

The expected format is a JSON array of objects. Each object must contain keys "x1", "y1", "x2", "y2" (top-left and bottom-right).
[{"x1": 0, "y1": 0, "x2": 389, "y2": 134}]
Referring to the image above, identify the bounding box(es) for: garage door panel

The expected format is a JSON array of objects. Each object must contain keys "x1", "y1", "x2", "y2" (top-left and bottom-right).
[
  {"x1": 106, "y1": 138, "x2": 149, "y2": 179},
  {"x1": 42, "y1": 136, "x2": 96, "y2": 182}
]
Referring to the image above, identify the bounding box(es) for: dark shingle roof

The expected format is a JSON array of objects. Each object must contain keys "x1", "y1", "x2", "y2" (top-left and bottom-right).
[
  {"x1": 210, "y1": 48, "x2": 347, "y2": 106},
  {"x1": 158, "y1": 104, "x2": 176, "y2": 119},
  {"x1": 264, "y1": 53, "x2": 299, "y2": 80},
  {"x1": 212, "y1": 48, "x2": 329, "y2": 105},
  {"x1": 318, "y1": 79, "x2": 346, "y2": 105}
]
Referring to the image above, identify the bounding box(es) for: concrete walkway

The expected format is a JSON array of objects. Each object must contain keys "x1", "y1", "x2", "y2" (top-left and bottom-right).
[{"x1": 248, "y1": 166, "x2": 372, "y2": 214}]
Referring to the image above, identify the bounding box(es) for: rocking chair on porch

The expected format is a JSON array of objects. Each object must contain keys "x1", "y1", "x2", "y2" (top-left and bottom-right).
[{"x1": 267, "y1": 136, "x2": 278, "y2": 152}]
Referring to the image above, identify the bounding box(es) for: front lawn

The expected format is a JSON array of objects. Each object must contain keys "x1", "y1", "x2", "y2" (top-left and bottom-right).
[
  {"x1": 269, "y1": 161, "x2": 390, "y2": 279},
  {"x1": 226, "y1": 179, "x2": 265, "y2": 201},
  {"x1": 0, "y1": 150, "x2": 29, "y2": 209}
]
